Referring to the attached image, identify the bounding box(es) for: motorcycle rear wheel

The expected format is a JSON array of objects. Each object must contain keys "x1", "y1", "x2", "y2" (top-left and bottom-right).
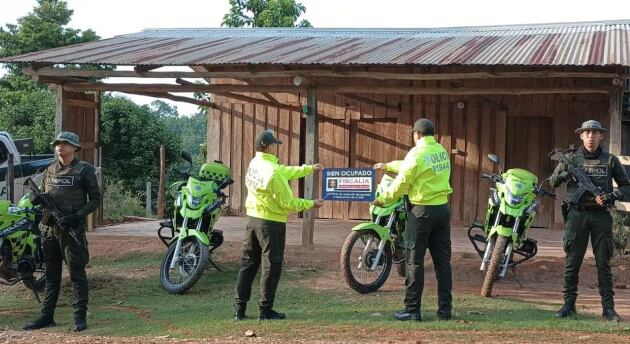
[
  {"x1": 160, "y1": 237, "x2": 208, "y2": 294},
  {"x1": 481, "y1": 235, "x2": 508, "y2": 297},
  {"x1": 340, "y1": 229, "x2": 392, "y2": 294}
]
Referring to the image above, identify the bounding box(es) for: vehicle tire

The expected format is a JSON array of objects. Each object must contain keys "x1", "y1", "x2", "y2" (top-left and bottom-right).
[
  {"x1": 160, "y1": 237, "x2": 208, "y2": 294},
  {"x1": 395, "y1": 261, "x2": 406, "y2": 277},
  {"x1": 481, "y1": 235, "x2": 508, "y2": 297},
  {"x1": 340, "y1": 229, "x2": 392, "y2": 294}
]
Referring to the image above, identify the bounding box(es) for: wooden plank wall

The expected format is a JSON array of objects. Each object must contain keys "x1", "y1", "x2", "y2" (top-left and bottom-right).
[
  {"x1": 207, "y1": 66, "x2": 613, "y2": 227},
  {"x1": 62, "y1": 91, "x2": 100, "y2": 166}
]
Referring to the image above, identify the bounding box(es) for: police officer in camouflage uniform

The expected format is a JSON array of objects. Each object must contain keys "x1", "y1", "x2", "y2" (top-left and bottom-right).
[
  {"x1": 550, "y1": 120, "x2": 629, "y2": 322},
  {"x1": 23, "y1": 131, "x2": 101, "y2": 332},
  {"x1": 374, "y1": 118, "x2": 453, "y2": 322},
  {"x1": 234, "y1": 129, "x2": 324, "y2": 321}
]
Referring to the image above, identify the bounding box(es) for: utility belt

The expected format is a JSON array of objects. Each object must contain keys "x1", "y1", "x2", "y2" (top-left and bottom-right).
[{"x1": 561, "y1": 200, "x2": 608, "y2": 223}]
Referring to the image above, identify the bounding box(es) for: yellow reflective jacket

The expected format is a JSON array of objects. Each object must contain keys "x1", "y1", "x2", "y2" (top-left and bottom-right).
[
  {"x1": 378, "y1": 136, "x2": 452, "y2": 206},
  {"x1": 245, "y1": 152, "x2": 315, "y2": 223}
]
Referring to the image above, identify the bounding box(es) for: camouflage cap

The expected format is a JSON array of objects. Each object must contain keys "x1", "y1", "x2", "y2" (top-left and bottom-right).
[
  {"x1": 50, "y1": 131, "x2": 81, "y2": 149},
  {"x1": 575, "y1": 120, "x2": 607, "y2": 134}
]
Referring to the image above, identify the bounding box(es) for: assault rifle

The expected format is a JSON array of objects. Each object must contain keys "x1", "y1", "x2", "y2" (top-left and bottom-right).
[
  {"x1": 25, "y1": 177, "x2": 81, "y2": 245},
  {"x1": 548, "y1": 148, "x2": 607, "y2": 205}
]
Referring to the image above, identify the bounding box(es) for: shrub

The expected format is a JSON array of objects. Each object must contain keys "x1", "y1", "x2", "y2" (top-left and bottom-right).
[
  {"x1": 103, "y1": 179, "x2": 146, "y2": 222},
  {"x1": 611, "y1": 210, "x2": 630, "y2": 257}
]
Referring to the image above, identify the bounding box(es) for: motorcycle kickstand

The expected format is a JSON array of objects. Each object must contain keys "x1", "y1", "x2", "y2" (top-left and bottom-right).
[
  {"x1": 511, "y1": 266, "x2": 524, "y2": 288},
  {"x1": 208, "y1": 258, "x2": 222, "y2": 272}
]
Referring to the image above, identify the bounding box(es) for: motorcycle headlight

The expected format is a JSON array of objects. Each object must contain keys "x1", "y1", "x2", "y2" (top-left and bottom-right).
[
  {"x1": 188, "y1": 196, "x2": 203, "y2": 208},
  {"x1": 505, "y1": 187, "x2": 524, "y2": 205}
]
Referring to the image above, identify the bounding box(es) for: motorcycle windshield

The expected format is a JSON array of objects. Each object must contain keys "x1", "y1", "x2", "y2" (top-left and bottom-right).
[
  {"x1": 371, "y1": 174, "x2": 404, "y2": 217},
  {"x1": 501, "y1": 169, "x2": 537, "y2": 206},
  {"x1": 183, "y1": 178, "x2": 218, "y2": 209}
]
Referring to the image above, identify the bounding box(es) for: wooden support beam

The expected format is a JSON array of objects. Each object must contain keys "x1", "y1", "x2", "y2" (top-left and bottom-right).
[
  {"x1": 174, "y1": 78, "x2": 304, "y2": 113},
  {"x1": 63, "y1": 82, "x2": 303, "y2": 94},
  {"x1": 134, "y1": 65, "x2": 160, "y2": 74},
  {"x1": 26, "y1": 67, "x2": 628, "y2": 81},
  {"x1": 336, "y1": 93, "x2": 400, "y2": 112},
  {"x1": 302, "y1": 87, "x2": 318, "y2": 249},
  {"x1": 608, "y1": 87, "x2": 623, "y2": 155},
  {"x1": 131, "y1": 91, "x2": 220, "y2": 109},
  {"x1": 62, "y1": 82, "x2": 610, "y2": 95}
]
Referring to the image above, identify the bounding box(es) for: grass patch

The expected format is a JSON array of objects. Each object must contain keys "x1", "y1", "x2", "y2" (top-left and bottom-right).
[{"x1": 0, "y1": 252, "x2": 627, "y2": 341}]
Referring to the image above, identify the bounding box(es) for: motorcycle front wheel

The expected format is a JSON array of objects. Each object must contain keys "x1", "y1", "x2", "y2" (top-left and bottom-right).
[
  {"x1": 340, "y1": 229, "x2": 392, "y2": 294},
  {"x1": 160, "y1": 236, "x2": 209, "y2": 294},
  {"x1": 481, "y1": 235, "x2": 508, "y2": 297}
]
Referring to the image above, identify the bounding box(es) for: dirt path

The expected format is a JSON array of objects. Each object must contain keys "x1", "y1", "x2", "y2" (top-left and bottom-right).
[{"x1": 2, "y1": 228, "x2": 628, "y2": 344}]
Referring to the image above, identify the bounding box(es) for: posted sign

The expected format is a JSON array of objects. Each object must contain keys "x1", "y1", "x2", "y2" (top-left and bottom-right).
[{"x1": 321, "y1": 168, "x2": 376, "y2": 202}]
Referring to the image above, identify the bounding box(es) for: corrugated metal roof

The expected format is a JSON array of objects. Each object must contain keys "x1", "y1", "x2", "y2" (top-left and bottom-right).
[{"x1": 2, "y1": 20, "x2": 630, "y2": 66}]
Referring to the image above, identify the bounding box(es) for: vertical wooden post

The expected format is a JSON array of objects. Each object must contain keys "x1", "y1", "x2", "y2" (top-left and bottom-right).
[
  {"x1": 146, "y1": 181, "x2": 152, "y2": 217},
  {"x1": 54, "y1": 85, "x2": 66, "y2": 135},
  {"x1": 96, "y1": 167, "x2": 104, "y2": 225},
  {"x1": 6, "y1": 153, "x2": 14, "y2": 203},
  {"x1": 302, "y1": 87, "x2": 318, "y2": 248},
  {"x1": 609, "y1": 87, "x2": 623, "y2": 155},
  {"x1": 157, "y1": 145, "x2": 166, "y2": 219}
]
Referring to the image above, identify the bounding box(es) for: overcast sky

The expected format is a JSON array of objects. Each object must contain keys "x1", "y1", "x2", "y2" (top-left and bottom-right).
[{"x1": 1, "y1": 0, "x2": 629, "y2": 115}]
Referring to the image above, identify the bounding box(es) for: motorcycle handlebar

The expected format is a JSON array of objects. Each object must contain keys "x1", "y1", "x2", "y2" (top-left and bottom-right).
[{"x1": 535, "y1": 188, "x2": 556, "y2": 199}]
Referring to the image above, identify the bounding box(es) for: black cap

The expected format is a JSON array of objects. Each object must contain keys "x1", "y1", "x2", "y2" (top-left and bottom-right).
[
  {"x1": 255, "y1": 129, "x2": 283, "y2": 148},
  {"x1": 411, "y1": 118, "x2": 435, "y2": 135}
]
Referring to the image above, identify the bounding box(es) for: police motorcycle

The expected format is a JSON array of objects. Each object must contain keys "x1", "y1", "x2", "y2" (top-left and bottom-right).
[
  {"x1": 0, "y1": 177, "x2": 45, "y2": 301},
  {"x1": 468, "y1": 154, "x2": 555, "y2": 297},
  {"x1": 158, "y1": 151, "x2": 233, "y2": 294},
  {"x1": 340, "y1": 173, "x2": 407, "y2": 294}
]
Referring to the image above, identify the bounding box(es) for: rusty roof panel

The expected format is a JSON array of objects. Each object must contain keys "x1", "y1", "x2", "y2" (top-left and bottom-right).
[{"x1": 2, "y1": 20, "x2": 630, "y2": 66}]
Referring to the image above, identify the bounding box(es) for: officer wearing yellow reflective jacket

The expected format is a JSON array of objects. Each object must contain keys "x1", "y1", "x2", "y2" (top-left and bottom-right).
[
  {"x1": 234, "y1": 129, "x2": 324, "y2": 321},
  {"x1": 374, "y1": 118, "x2": 453, "y2": 322}
]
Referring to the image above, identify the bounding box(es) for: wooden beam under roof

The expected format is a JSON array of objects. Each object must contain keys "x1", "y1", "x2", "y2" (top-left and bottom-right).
[
  {"x1": 25, "y1": 66, "x2": 630, "y2": 81},
  {"x1": 62, "y1": 82, "x2": 611, "y2": 95},
  {"x1": 174, "y1": 77, "x2": 304, "y2": 113}
]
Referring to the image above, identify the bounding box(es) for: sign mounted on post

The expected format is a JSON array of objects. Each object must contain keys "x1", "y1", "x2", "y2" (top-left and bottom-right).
[{"x1": 321, "y1": 168, "x2": 375, "y2": 202}]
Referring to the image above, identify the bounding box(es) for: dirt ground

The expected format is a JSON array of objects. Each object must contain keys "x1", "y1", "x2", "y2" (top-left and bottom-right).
[{"x1": 2, "y1": 234, "x2": 630, "y2": 343}]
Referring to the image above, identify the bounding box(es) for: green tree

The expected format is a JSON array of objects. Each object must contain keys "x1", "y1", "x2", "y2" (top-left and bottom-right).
[
  {"x1": 0, "y1": 0, "x2": 100, "y2": 152},
  {"x1": 222, "y1": 0, "x2": 312, "y2": 28},
  {"x1": 100, "y1": 95, "x2": 182, "y2": 192}
]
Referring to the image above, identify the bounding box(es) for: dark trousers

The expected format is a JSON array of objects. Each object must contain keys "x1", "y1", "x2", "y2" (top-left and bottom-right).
[
  {"x1": 563, "y1": 208, "x2": 615, "y2": 308},
  {"x1": 403, "y1": 204, "x2": 452, "y2": 314},
  {"x1": 41, "y1": 230, "x2": 89, "y2": 318},
  {"x1": 234, "y1": 217, "x2": 286, "y2": 311}
]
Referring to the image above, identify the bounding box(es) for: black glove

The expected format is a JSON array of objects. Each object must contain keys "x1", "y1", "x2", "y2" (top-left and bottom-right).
[
  {"x1": 57, "y1": 213, "x2": 81, "y2": 227},
  {"x1": 29, "y1": 193, "x2": 43, "y2": 206},
  {"x1": 558, "y1": 171, "x2": 575, "y2": 183},
  {"x1": 605, "y1": 191, "x2": 624, "y2": 203}
]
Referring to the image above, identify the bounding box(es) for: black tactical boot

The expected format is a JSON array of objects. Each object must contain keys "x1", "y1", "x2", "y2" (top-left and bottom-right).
[
  {"x1": 436, "y1": 308, "x2": 452, "y2": 320},
  {"x1": 234, "y1": 303, "x2": 246, "y2": 321},
  {"x1": 602, "y1": 308, "x2": 621, "y2": 322},
  {"x1": 23, "y1": 315, "x2": 56, "y2": 330},
  {"x1": 393, "y1": 309, "x2": 421, "y2": 321},
  {"x1": 74, "y1": 314, "x2": 87, "y2": 332},
  {"x1": 258, "y1": 309, "x2": 286, "y2": 320},
  {"x1": 554, "y1": 303, "x2": 576, "y2": 318}
]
